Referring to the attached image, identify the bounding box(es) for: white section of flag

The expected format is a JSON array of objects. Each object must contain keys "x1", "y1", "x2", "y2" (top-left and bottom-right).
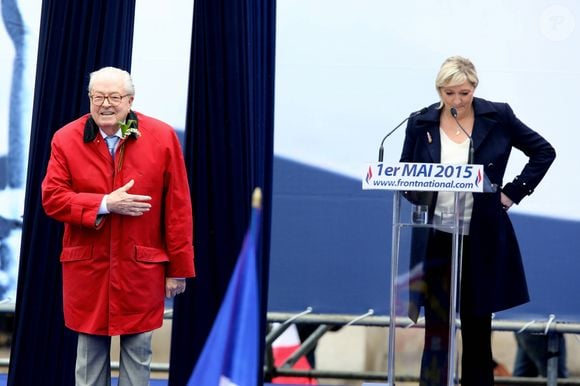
[
  {"x1": 219, "y1": 375, "x2": 239, "y2": 386},
  {"x1": 271, "y1": 322, "x2": 301, "y2": 348}
]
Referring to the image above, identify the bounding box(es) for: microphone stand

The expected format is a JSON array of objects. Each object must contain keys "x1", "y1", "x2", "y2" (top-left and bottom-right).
[
  {"x1": 448, "y1": 106, "x2": 475, "y2": 385},
  {"x1": 450, "y1": 107, "x2": 474, "y2": 164},
  {"x1": 378, "y1": 116, "x2": 411, "y2": 162},
  {"x1": 378, "y1": 107, "x2": 428, "y2": 162}
]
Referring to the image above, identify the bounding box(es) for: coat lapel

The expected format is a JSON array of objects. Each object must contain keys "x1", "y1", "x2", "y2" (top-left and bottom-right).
[
  {"x1": 83, "y1": 111, "x2": 140, "y2": 162},
  {"x1": 427, "y1": 125, "x2": 441, "y2": 163},
  {"x1": 417, "y1": 98, "x2": 501, "y2": 159},
  {"x1": 83, "y1": 110, "x2": 139, "y2": 143},
  {"x1": 471, "y1": 98, "x2": 499, "y2": 153},
  {"x1": 415, "y1": 104, "x2": 441, "y2": 163}
]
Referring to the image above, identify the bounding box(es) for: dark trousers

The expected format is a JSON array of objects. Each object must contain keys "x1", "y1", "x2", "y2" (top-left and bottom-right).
[
  {"x1": 420, "y1": 230, "x2": 494, "y2": 386},
  {"x1": 513, "y1": 332, "x2": 567, "y2": 378}
]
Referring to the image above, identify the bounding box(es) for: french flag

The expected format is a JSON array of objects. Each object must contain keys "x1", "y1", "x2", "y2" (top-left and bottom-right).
[
  {"x1": 187, "y1": 189, "x2": 263, "y2": 386},
  {"x1": 271, "y1": 323, "x2": 318, "y2": 384}
]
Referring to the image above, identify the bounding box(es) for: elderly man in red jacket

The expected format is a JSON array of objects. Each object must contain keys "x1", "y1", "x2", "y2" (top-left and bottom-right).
[{"x1": 41, "y1": 66, "x2": 195, "y2": 385}]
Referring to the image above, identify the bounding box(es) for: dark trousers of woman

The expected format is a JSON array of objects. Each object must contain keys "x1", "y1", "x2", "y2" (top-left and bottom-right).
[{"x1": 419, "y1": 230, "x2": 494, "y2": 386}]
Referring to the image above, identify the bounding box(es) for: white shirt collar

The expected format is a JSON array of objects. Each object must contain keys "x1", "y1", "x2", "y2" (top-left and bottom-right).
[{"x1": 99, "y1": 128, "x2": 122, "y2": 139}]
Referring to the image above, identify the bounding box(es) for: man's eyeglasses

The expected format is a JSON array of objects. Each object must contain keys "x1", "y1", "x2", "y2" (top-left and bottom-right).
[{"x1": 89, "y1": 94, "x2": 131, "y2": 106}]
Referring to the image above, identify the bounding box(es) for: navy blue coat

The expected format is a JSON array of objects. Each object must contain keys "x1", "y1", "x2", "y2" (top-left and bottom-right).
[{"x1": 400, "y1": 97, "x2": 556, "y2": 316}]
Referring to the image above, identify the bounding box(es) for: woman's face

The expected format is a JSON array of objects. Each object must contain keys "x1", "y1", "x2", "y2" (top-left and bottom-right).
[{"x1": 439, "y1": 81, "x2": 475, "y2": 118}]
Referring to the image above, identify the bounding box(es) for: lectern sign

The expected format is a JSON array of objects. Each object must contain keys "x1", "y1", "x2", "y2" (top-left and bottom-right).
[{"x1": 362, "y1": 162, "x2": 485, "y2": 192}]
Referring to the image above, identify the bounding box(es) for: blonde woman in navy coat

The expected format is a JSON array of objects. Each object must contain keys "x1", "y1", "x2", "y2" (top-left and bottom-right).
[{"x1": 400, "y1": 56, "x2": 555, "y2": 386}]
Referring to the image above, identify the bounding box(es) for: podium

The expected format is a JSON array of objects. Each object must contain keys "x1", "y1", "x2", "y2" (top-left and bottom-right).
[{"x1": 362, "y1": 162, "x2": 496, "y2": 386}]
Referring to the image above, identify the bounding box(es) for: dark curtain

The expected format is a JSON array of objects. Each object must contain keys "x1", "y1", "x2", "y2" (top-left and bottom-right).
[
  {"x1": 169, "y1": 0, "x2": 275, "y2": 384},
  {"x1": 8, "y1": 2, "x2": 135, "y2": 385}
]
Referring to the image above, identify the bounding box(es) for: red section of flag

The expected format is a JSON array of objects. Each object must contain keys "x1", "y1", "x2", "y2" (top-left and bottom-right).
[
  {"x1": 271, "y1": 346, "x2": 318, "y2": 384},
  {"x1": 271, "y1": 324, "x2": 318, "y2": 385}
]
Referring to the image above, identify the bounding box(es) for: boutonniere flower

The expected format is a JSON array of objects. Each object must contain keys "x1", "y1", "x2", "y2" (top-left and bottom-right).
[
  {"x1": 115, "y1": 119, "x2": 140, "y2": 172},
  {"x1": 118, "y1": 119, "x2": 141, "y2": 139}
]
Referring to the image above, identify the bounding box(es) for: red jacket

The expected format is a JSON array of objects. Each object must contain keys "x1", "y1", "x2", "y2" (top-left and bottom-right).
[{"x1": 42, "y1": 111, "x2": 195, "y2": 335}]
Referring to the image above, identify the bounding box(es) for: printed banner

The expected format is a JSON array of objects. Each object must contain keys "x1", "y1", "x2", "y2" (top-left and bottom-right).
[{"x1": 362, "y1": 162, "x2": 485, "y2": 193}]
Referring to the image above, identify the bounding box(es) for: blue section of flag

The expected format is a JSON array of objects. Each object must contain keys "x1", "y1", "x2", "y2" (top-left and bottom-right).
[{"x1": 187, "y1": 206, "x2": 262, "y2": 386}]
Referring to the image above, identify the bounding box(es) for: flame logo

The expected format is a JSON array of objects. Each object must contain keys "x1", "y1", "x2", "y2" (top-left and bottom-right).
[
  {"x1": 366, "y1": 166, "x2": 373, "y2": 184},
  {"x1": 475, "y1": 169, "x2": 482, "y2": 186}
]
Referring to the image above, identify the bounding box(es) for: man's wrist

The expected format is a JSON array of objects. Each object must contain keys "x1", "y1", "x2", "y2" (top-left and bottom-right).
[{"x1": 98, "y1": 195, "x2": 110, "y2": 215}]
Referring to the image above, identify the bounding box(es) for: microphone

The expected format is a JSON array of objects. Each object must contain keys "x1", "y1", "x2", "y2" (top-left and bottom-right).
[
  {"x1": 378, "y1": 107, "x2": 428, "y2": 162},
  {"x1": 450, "y1": 107, "x2": 474, "y2": 164}
]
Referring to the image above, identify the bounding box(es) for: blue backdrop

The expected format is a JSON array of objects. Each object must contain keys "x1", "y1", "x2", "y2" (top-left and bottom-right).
[{"x1": 268, "y1": 157, "x2": 580, "y2": 322}]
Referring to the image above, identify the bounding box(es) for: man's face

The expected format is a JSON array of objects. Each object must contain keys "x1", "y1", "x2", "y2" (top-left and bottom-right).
[{"x1": 89, "y1": 75, "x2": 134, "y2": 134}]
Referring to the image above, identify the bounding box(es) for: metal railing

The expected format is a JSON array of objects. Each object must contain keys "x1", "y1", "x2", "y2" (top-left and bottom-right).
[{"x1": 265, "y1": 311, "x2": 580, "y2": 385}]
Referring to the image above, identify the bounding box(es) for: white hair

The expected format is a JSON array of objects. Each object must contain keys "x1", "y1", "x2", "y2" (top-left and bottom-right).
[{"x1": 88, "y1": 67, "x2": 135, "y2": 95}]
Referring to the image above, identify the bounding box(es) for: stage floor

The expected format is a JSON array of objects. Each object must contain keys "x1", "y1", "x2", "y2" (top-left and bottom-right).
[
  {"x1": 0, "y1": 375, "x2": 328, "y2": 386},
  {"x1": 0, "y1": 374, "x2": 166, "y2": 386}
]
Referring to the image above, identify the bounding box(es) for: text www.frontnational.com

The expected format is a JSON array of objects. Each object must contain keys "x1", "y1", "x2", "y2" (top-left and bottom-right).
[{"x1": 371, "y1": 179, "x2": 475, "y2": 189}]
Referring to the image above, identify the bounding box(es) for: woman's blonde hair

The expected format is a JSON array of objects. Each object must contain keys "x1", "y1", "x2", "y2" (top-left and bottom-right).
[{"x1": 435, "y1": 56, "x2": 478, "y2": 108}]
